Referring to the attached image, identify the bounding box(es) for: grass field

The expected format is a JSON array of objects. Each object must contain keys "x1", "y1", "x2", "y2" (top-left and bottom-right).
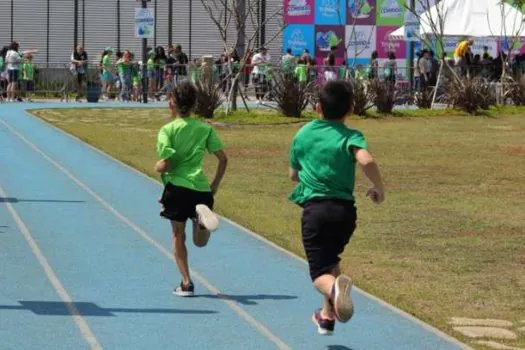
[{"x1": 32, "y1": 107, "x2": 525, "y2": 349}]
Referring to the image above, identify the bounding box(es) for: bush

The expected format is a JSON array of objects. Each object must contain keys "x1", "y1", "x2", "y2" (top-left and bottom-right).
[
  {"x1": 194, "y1": 81, "x2": 223, "y2": 119},
  {"x1": 505, "y1": 75, "x2": 525, "y2": 106},
  {"x1": 414, "y1": 87, "x2": 434, "y2": 109},
  {"x1": 444, "y1": 77, "x2": 495, "y2": 114},
  {"x1": 351, "y1": 79, "x2": 374, "y2": 116},
  {"x1": 271, "y1": 72, "x2": 311, "y2": 118},
  {"x1": 369, "y1": 80, "x2": 396, "y2": 114}
]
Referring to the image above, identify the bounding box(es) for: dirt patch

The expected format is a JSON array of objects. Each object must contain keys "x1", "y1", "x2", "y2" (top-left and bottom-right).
[
  {"x1": 454, "y1": 327, "x2": 517, "y2": 340},
  {"x1": 518, "y1": 327, "x2": 525, "y2": 333},
  {"x1": 500, "y1": 145, "x2": 525, "y2": 156},
  {"x1": 474, "y1": 341, "x2": 524, "y2": 350},
  {"x1": 449, "y1": 317, "x2": 513, "y2": 327}
]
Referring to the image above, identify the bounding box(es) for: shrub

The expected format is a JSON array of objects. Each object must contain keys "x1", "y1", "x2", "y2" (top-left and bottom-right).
[
  {"x1": 505, "y1": 75, "x2": 525, "y2": 106},
  {"x1": 351, "y1": 79, "x2": 374, "y2": 116},
  {"x1": 271, "y1": 72, "x2": 311, "y2": 118},
  {"x1": 444, "y1": 77, "x2": 495, "y2": 114},
  {"x1": 369, "y1": 80, "x2": 396, "y2": 114},
  {"x1": 414, "y1": 87, "x2": 434, "y2": 109},
  {"x1": 194, "y1": 81, "x2": 223, "y2": 119}
]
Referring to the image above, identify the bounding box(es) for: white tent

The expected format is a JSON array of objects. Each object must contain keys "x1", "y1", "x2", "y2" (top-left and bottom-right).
[{"x1": 389, "y1": 0, "x2": 525, "y2": 40}]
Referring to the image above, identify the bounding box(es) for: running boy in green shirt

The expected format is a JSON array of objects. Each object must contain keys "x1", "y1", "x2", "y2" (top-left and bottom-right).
[
  {"x1": 155, "y1": 81, "x2": 228, "y2": 296},
  {"x1": 288, "y1": 81, "x2": 384, "y2": 335}
]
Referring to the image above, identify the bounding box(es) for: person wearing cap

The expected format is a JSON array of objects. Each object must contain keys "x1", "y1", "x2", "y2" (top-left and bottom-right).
[{"x1": 100, "y1": 46, "x2": 114, "y2": 100}]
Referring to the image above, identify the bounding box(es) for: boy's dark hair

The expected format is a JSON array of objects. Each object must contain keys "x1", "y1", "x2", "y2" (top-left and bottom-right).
[
  {"x1": 170, "y1": 81, "x2": 197, "y2": 116},
  {"x1": 319, "y1": 81, "x2": 354, "y2": 120},
  {"x1": 287, "y1": 48, "x2": 292, "y2": 54}
]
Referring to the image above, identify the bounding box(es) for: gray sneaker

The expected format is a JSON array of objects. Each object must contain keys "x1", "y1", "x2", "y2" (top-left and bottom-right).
[{"x1": 331, "y1": 275, "x2": 354, "y2": 323}]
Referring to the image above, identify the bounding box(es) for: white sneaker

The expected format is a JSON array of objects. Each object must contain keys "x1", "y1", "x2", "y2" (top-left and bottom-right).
[{"x1": 195, "y1": 204, "x2": 219, "y2": 232}]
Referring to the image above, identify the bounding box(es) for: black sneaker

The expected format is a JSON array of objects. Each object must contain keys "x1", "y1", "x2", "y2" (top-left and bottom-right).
[
  {"x1": 173, "y1": 281, "x2": 194, "y2": 297},
  {"x1": 312, "y1": 309, "x2": 335, "y2": 336}
]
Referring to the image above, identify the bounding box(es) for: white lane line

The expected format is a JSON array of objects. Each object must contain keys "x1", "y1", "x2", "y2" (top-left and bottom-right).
[
  {"x1": 0, "y1": 119, "x2": 290, "y2": 350},
  {"x1": 24, "y1": 108, "x2": 471, "y2": 349},
  {"x1": 0, "y1": 185, "x2": 102, "y2": 350}
]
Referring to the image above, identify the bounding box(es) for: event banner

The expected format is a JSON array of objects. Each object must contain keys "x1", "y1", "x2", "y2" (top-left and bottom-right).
[
  {"x1": 282, "y1": 0, "x2": 515, "y2": 69},
  {"x1": 283, "y1": 0, "x2": 410, "y2": 66}
]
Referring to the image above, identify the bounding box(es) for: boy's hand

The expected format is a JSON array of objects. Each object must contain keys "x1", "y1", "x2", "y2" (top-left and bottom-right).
[
  {"x1": 366, "y1": 187, "x2": 384, "y2": 204},
  {"x1": 155, "y1": 160, "x2": 170, "y2": 173}
]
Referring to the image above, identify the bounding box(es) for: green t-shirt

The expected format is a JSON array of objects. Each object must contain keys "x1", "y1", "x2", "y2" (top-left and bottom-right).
[
  {"x1": 23, "y1": 61, "x2": 35, "y2": 80},
  {"x1": 295, "y1": 64, "x2": 307, "y2": 82},
  {"x1": 102, "y1": 55, "x2": 111, "y2": 72},
  {"x1": 289, "y1": 120, "x2": 367, "y2": 205},
  {"x1": 157, "y1": 118, "x2": 224, "y2": 192},
  {"x1": 0, "y1": 57, "x2": 4, "y2": 71},
  {"x1": 147, "y1": 58, "x2": 155, "y2": 71},
  {"x1": 117, "y1": 61, "x2": 132, "y2": 74}
]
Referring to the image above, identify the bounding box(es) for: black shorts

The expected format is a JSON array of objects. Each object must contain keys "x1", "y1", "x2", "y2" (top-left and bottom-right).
[
  {"x1": 159, "y1": 183, "x2": 214, "y2": 222},
  {"x1": 24, "y1": 80, "x2": 34, "y2": 92},
  {"x1": 8, "y1": 70, "x2": 19, "y2": 83},
  {"x1": 301, "y1": 198, "x2": 357, "y2": 281}
]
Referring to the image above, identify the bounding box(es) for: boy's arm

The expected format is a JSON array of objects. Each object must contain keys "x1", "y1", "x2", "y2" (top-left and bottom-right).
[
  {"x1": 207, "y1": 128, "x2": 228, "y2": 194},
  {"x1": 354, "y1": 148, "x2": 385, "y2": 204},
  {"x1": 210, "y1": 150, "x2": 228, "y2": 195},
  {"x1": 155, "y1": 127, "x2": 176, "y2": 173}
]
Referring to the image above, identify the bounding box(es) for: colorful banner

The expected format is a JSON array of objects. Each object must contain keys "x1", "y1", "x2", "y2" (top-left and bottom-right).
[
  {"x1": 314, "y1": 0, "x2": 346, "y2": 25},
  {"x1": 346, "y1": 25, "x2": 377, "y2": 60},
  {"x1": 315, "y1": 25, "x2": 345, "y2": 58},
  {"x1": 377, "y1": 26, "x2": 406, "y2": 58},
  {"x1": 135, "y1": 8, "x2": 155, "y2": 39},
  {"x1": 376, "y1": 0, "x2": 405, "y2": 26},
  {"x1": 347, "y1": 0, "x2": 376, "y2": 25},
  {"x1": 284, "y1": 0, "x2": 314, "y2": 24},
  {"x1": 283, "y1": 24, "x2": 315, "y2": 56}
]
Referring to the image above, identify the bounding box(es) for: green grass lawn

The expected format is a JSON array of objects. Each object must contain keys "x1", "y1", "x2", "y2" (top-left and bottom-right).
[{"x1": 32, "y1": 107, "x2": 525, "y2": 349}]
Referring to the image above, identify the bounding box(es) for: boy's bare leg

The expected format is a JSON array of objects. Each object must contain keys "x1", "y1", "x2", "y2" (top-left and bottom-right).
[
  {"x1": 170, "y1": 220, "x2": 191, "y2": 285},
  {"x1": 192, "y1": 219, "x2": 211, "y2": 248}
]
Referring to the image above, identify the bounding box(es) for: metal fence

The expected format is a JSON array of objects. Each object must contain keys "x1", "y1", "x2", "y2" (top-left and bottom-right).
[{"x1": 1, "y1": 62, "x2": 523, "y2": 104}]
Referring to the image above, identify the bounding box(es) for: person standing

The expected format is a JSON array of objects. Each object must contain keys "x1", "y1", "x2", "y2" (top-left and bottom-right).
[
  {"x1": 6, "y1": 42, "x2": 22, "y2": 102},
  {"x1": 71, "y1": 45, "x2": 88, "y2": 102}
]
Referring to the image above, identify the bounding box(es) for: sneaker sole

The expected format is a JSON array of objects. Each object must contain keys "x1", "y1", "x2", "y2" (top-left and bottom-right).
[
  {"x1": 196, "y1": 204, "x2": 219, "y2": 232},
  {"x1": 172, "y1": 290, "x2": 194, "y2": 297},
  {"x1": 311, "y1": 314, "x2": 334, "y2": 336},
  {"x1": 333, "y1": 275, "x2": 354, "y2": 323}
]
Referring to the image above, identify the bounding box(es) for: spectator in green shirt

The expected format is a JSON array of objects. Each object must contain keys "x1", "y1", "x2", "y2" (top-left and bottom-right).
[
  {"x1": 295, "y1": 58, "x2": 308, "y2": 83},
  {"x1": 22, "y1": 54, "x2": 35, "y2": 101}
]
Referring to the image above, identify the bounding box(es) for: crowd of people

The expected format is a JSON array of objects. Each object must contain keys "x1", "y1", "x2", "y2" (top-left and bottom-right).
[
  {"x1": 3, "y1": 38, "x2": 525, "y2": 103},
  {"x1": 0, "y1": 42, "x2": 38, "y2": 102}
]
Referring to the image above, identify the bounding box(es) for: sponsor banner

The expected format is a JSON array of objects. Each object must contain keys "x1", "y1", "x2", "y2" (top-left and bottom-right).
[{"x1": 284, "y1": 0, "x2": 314, "y2": 24}]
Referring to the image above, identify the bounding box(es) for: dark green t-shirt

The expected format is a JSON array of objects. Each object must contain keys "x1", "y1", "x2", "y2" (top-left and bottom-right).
[{"x1": 289, "y1": 120, "x2": 367, "y2": 205}]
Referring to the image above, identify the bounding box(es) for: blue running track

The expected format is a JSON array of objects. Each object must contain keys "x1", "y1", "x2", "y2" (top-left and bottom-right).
[{"x1": 0, "y1": 102, "x2": 470, "y2": 350}]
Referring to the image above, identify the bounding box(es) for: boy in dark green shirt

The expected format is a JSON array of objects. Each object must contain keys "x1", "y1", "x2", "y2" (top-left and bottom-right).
[
  {"x1": 288, "y1": 81, "x2": 384, "y2": 335},
  {"x1": 155, "y1": 82, "x2": 228, "y2": 297}
]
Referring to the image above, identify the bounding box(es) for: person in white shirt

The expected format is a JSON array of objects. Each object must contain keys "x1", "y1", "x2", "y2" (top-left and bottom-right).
[
  {"x1": 251, "y1": 47, "x2": 271, "y2": 103},
  {"x1": 6, "y1": 42, "x2": 22, "y2": 102}
]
